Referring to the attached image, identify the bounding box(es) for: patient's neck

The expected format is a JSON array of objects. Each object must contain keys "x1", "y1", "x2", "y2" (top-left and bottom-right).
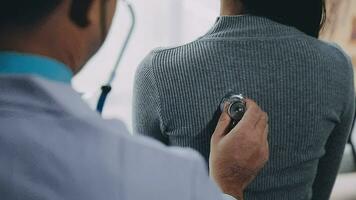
[{"x1": 220, "y1": 0, "x2": 245, "y2": 16}]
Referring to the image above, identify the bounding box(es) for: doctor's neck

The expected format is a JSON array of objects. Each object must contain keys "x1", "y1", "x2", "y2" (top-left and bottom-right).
[
  {"x1": 0, "y1": 26, "x2": 86, "y2": 74},
  {"x1": 220, "y1": 0, "x2": 245, "y2": 16},
  {"x1": 0, "y1": 18, "x2": 87, "y2": 74},
  {"x1": 0, "y1": 14, "x2": 92, "y2": 75},
  {"x1": 0, "y1": 0, "x2": 104, "y2": 74}
]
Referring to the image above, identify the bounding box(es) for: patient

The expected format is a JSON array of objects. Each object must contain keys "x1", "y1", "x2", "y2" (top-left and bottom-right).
[{"x1": 133, "y1": 0, "x2": 355, "y2": 199}]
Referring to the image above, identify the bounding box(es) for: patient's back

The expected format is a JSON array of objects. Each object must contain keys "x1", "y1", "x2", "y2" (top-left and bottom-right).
[{"x1": 134, "y1": 16, "x2": 355, "y2": 199}]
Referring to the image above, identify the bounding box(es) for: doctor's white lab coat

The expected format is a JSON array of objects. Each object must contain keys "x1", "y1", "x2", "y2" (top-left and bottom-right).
[{"x1": 0, "y1": 75, "x2": 228, "y2": 200}]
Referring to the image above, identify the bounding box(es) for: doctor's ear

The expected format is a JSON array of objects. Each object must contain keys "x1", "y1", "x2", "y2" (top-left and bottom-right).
[{"x1": 69, "y1": 0, "x2": 94, "y2": 27}]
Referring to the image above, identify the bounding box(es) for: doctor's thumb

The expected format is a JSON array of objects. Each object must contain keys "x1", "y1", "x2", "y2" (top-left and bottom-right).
[{"x1": 211, "y1": 103, "x2": 231, "y2": 143}]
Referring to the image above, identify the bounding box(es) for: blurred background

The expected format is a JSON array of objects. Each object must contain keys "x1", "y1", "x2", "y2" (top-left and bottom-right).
[{"x1": 72, "y1": 0, "x2": 356, "y2": 199}]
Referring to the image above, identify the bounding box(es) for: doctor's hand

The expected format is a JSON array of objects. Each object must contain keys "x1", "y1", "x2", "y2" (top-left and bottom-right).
[{"x1": 209, "y1": 99, "x2": 269, "y2": 200}]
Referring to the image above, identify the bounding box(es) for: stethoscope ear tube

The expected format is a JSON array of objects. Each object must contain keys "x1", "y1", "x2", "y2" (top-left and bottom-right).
[{"x1": 96, "y1": 1, "x2": 136, "y2": 114}]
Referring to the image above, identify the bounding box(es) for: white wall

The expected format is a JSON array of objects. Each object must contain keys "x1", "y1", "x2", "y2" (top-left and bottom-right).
[{"x1": 72, "y1": 0, "x2": 220, "y2": 131}]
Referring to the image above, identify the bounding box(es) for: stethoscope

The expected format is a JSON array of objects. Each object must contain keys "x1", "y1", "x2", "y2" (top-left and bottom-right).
[{"x1": 96, "y1": 0, "x2": 136, "y2": 114}]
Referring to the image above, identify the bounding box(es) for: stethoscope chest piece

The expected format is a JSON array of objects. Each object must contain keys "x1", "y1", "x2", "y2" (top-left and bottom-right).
[{"x1": 220, "y1": 94, "x2": 247, "y2": 126}]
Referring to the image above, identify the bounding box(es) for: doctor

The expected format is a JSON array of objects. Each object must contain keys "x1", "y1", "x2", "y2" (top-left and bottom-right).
[{"x1": 0, "y1": 0, "x2": 269, "y2": 200}]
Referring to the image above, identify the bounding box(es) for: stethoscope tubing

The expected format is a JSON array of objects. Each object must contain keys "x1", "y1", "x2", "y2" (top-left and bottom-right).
[{"x1": 96, "y1": 0, "x2": 136, "y2": 114}]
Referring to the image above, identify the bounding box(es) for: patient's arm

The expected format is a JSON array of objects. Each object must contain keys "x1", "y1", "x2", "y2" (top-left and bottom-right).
[
  {"x1": 133, "y1": 53, "x2": 169, "y2": 144},
  {"x1": 312, "y1": 54, "x2": 355, "y2": 200},
  {"x1": 312, "y1": 100, "x2": 355, "y2": 200}
]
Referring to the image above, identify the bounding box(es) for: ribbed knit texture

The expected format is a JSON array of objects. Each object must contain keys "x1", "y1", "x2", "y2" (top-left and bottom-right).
[{"x1": 133, "y1": 16, "x2": 355, "y2": 200}]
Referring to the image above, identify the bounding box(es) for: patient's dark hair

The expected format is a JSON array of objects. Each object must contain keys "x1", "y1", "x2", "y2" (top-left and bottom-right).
[
  {"x1": 0, "y1": 0, "x2": 94, "y2": 29},
  {"x1": 241, "y1": 0, "x2": 326, "y2": 38}
]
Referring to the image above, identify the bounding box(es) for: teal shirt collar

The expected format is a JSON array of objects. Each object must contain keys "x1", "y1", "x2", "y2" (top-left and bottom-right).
[{"x1": 0, "y1": 52, "x2": 73, "y2": 84}]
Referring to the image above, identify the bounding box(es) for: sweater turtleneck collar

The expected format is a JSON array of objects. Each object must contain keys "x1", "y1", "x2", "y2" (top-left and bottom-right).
[{"x1": 204, "y1": 15, "x2": 305, "y2": 39}]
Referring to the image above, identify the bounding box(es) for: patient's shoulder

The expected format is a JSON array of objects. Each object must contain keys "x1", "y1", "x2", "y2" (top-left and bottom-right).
[
  {"x1": 149, "y1": 38, "x2": 205, "y2": 61},
  {"x1": 151, "y1": 45, "x2": 190, "y2": 54},
  {"x1": 314, "y1": 41, "x2": 353, "y2": 68},
  {"x1": 138, "y1": 41, "x2": 201, "y2": 72}
]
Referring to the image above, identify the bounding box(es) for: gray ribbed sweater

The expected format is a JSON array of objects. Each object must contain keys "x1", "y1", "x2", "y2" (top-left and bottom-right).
[{"x1": 133, "y1": 16, "x2": 355, "y2": 200}]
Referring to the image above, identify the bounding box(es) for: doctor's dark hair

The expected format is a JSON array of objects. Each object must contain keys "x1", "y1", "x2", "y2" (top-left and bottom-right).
[
  {"x1": 241, "y1": 0, "x2": 326, "y2": 38},
  {"x1": 0, "y1": 0, "x2": 94, "y2": 29}
]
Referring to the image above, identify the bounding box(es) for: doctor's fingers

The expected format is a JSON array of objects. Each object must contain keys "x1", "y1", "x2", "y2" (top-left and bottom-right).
[
  {"x1": 232, "y1": 99, "x2": 264, "y2": 134},
  {"x1": 213, "y1": 103, "x2": 232, "y2": 139}
]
